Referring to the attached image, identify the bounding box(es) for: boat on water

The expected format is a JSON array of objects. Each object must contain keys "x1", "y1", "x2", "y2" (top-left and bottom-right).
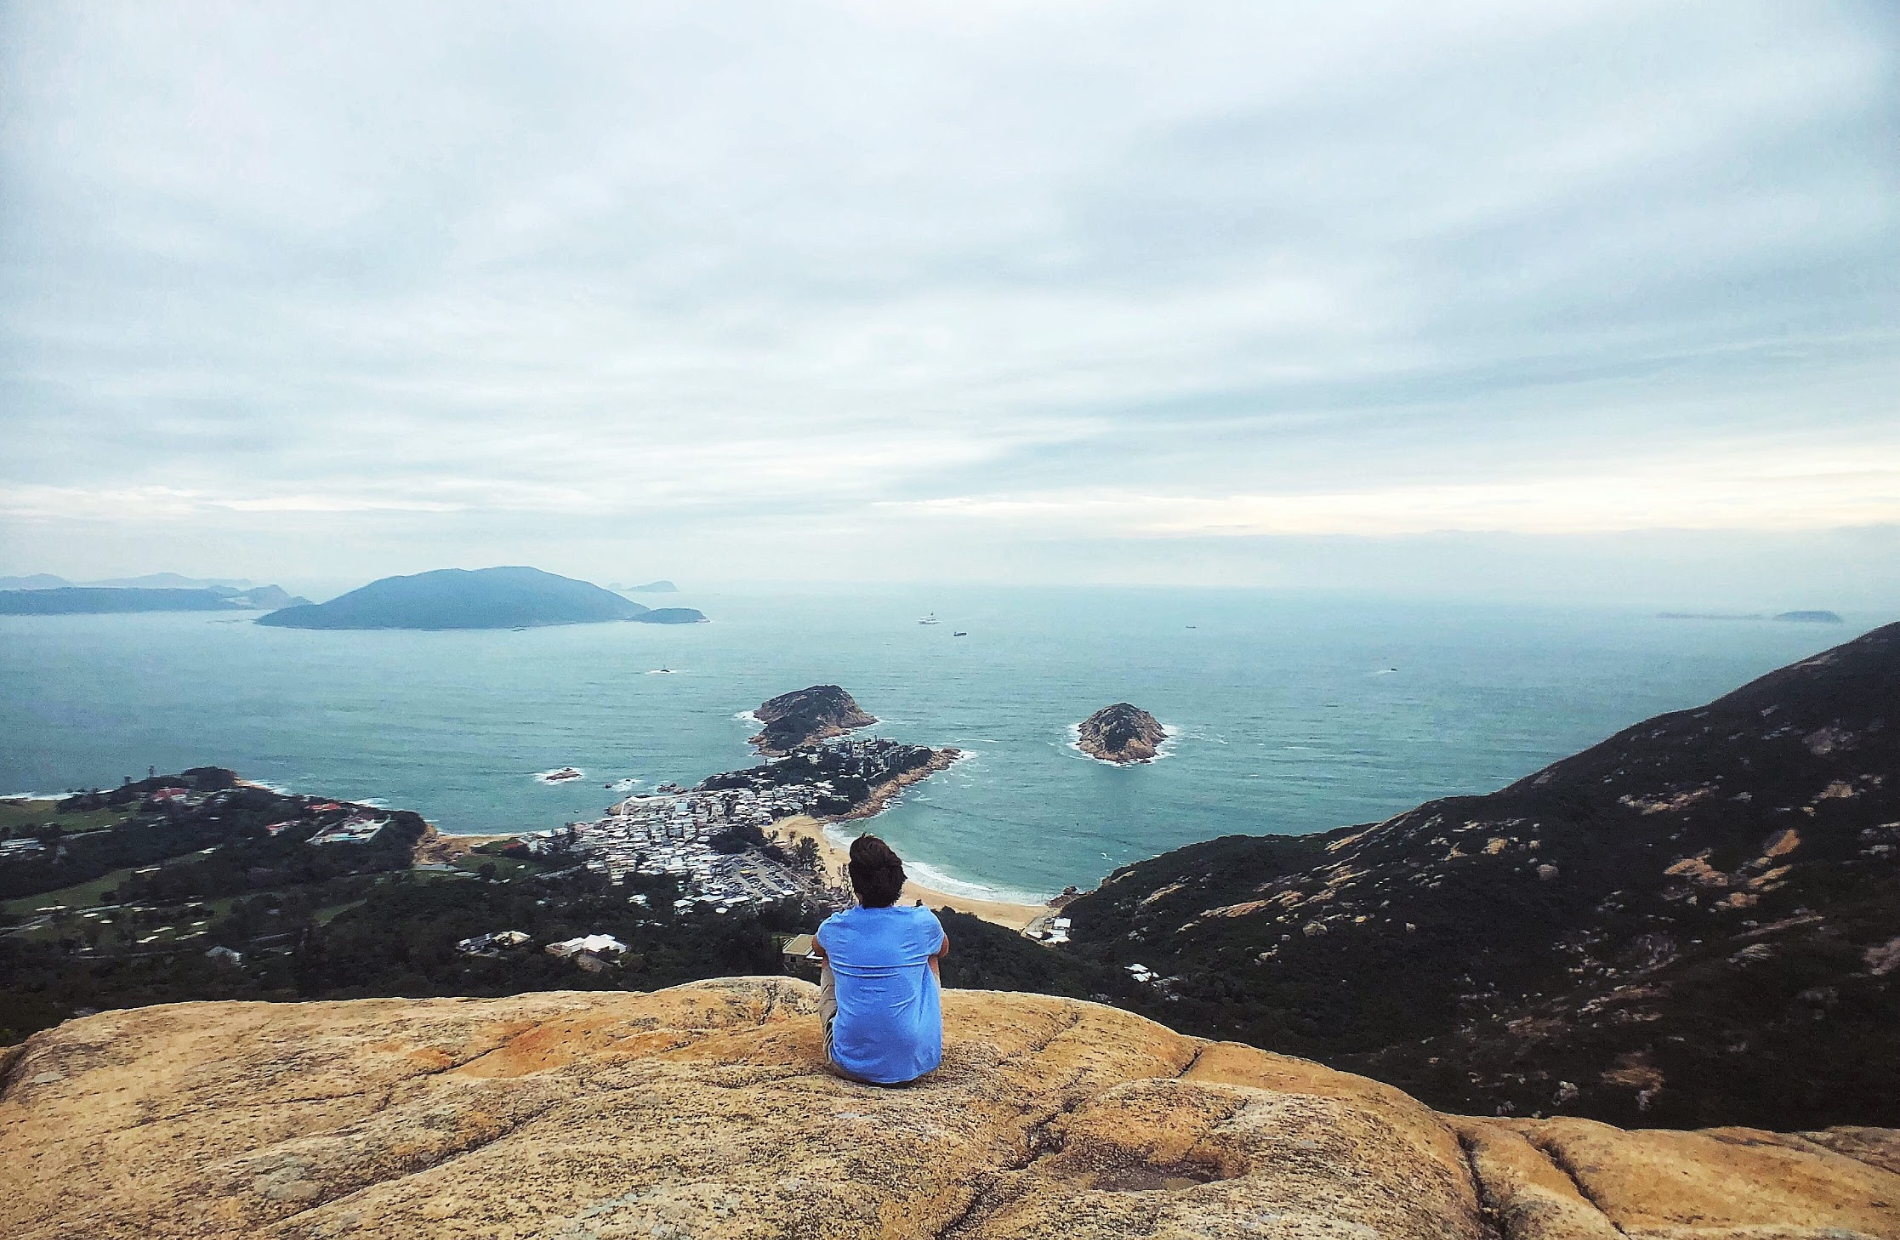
[
  {"x1": 918, "y1": 613, "x2": 939, "y2": 625},
  {"x1": 540, "y1": 767, "x2": 584, "y2": 783},
  {"x1": 953, "y1": 630, "x2": 968, "y2": 637}
]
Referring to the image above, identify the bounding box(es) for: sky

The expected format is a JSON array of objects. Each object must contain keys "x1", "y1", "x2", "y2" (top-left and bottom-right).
[{"x1": 1, "y1": 0, "x2": 1896, "y2": 606}]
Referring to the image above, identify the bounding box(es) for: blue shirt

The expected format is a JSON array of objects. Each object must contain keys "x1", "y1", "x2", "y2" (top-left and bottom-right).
[{"x1": 816, "y1": 904, "x2": 946, "y2": 1084}]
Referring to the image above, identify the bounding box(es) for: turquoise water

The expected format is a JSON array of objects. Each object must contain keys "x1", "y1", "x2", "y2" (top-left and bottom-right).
[{"x1": 0, "y1": 588, "x2": 1871, "y2": 901}]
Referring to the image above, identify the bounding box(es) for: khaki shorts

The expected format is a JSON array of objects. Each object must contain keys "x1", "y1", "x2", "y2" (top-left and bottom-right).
[{"x1": 818, "y1": 963, "x2": 893, "y2": 1086}]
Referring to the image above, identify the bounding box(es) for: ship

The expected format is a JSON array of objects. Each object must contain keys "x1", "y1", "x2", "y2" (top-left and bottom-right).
[{"x1": 918, "y1": 614, "x2": 940, "y2": 625}]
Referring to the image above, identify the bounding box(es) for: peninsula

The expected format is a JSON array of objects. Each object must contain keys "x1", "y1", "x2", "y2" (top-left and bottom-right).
[
  {"x1": 749, "y1": 684, "x2": 876, "y2": 754},
  {"x1": 1075, "y1": 702, "x2": 1166, "y2": 763},
  {"x1": 256, "y1": 566, "x2": 705, "y2": 630}
]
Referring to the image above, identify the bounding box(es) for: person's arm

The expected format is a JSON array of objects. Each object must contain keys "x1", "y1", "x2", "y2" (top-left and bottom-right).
[
  {"x1": 811, "y1": 937, "x2": 828, "y2": 961},
  {"x1": 928, "y1": 932, "x2": 948, "y2": 980}
]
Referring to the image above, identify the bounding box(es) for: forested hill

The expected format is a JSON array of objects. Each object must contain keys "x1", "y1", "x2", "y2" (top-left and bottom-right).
[
  {"x1": 1058, "y1": 621, "x2": 1900, "y2": 1131},
  {"x1": 257, "y1": 566, "x2": 704, "y2": 629}
]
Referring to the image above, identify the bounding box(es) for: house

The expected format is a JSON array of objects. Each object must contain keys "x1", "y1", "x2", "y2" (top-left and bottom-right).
[
  {"x1": 779, "y1": 933, "x2": 821, "y2": 980},
  {"x1": 456, "y1": 929, "x2": 533, "y2": 956},
  {"x1": 546, "y1": 934, "x2": 628, "y2": 959}
]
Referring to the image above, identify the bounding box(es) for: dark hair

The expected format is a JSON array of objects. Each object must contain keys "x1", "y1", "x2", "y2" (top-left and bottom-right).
[{"x1": 847, "y1": 834, "x2": 906, "y2": 908}]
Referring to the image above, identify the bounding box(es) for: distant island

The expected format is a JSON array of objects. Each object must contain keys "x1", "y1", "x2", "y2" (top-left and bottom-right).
[
  {"x1": 1657, "y1": 609, "x2": 1844, "y2": 624},
  {"x1": 256, "y1": 567, "x2": 707, "y2": 630},
  {"x1": 0, "y1": 586, "x2": 309, "y2": 615},
  {"x1": 0, "y1": 573, "x2": 253, "y2": 591},
  {"x1": 223, "y1": 584, "x2": 311, "y2": 610},
  {"x1": 618, "y1": 580, "x2": 678, "y2": 593},
  {"x1": 749, "y1": 685, "x2": 876, "y2": 755},
  {"x1": 1075, "y1": 702, "x2": 1166, "y2": 764}
]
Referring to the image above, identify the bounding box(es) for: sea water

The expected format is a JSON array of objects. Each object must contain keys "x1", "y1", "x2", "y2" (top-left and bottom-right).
[{"x1": 0, "y1": 587, "x2": 1871, "y2": 902}]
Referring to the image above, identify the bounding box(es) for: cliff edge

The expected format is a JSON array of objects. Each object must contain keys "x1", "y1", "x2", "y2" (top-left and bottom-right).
[{"x1": 3, "y1": 979, "x2": 1894, "y2": 1239}]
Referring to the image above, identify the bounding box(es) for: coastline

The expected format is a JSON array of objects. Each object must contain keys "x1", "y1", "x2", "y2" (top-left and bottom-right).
[
  {"x1": 831, "y1": 746, "x2": 964, "y2": 823},
  {"x1": 436, "y1": 745, "x2": 1061, "y2": 931},
  {"x1": 770, "y1": 806, "x2": 1050, "y2": 933}
]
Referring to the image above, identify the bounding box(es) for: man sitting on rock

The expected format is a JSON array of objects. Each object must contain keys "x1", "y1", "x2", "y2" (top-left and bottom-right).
[{"x1": 812, "y1": 834, "x2": 948, "y2": 1085}]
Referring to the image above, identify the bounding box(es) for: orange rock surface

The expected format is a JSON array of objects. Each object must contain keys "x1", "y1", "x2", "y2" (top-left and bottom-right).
[{"x1": 2, "y1": 979, "x2": 1894, "y2": 1238}]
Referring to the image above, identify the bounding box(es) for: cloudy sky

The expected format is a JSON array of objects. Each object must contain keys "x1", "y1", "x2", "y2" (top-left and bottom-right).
[{"x1": 2, "y1": 0, "x2": 1895, "y2": 603}]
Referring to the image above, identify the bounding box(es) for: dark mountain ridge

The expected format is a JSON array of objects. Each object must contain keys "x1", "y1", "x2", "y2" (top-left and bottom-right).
[
  {"x1": 1060, "y1": 621, "x2": 1900, "y2": 1130},
  {"x1": 256, "y1": 567, "x2": 704, "y2": 630}
]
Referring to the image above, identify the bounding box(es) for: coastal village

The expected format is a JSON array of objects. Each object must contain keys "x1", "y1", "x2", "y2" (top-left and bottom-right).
[
  {"x1": 514, "y1": 736, "x2": 953, "y2": 919},
  {"x1": 0, "y1": 706, "x2": 1064, "y2": 1012}
]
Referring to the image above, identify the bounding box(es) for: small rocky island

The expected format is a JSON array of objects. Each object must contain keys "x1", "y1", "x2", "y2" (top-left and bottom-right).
[
  {"x1": 749, "y1": 684, "x2": 876, "y2": 755},
  {"x1": 1076, "y1": 702, "x2": 1167, "y2": 764}
]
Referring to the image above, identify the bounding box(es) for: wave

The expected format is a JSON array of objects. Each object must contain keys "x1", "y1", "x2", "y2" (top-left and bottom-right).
[
  {"x1": 732, "y1": 710, "x2": 759, "y2": 724},
  {"x1": 893, "y1": 852, "x2": 1052, "y2": 907}
]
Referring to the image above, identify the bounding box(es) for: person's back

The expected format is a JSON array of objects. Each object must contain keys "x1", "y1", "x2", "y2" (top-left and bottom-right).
[{"x1": 813, "y1": 835, "x2": 947, "y2": 1084}]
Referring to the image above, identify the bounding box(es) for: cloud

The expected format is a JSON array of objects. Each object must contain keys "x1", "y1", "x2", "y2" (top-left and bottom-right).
[
  {"x1": 884, "y1": 443, "x2": 1900, "y2": 538},
  {"x1": 0, "y1": 1, "x2": 1895, "y2": 596}
]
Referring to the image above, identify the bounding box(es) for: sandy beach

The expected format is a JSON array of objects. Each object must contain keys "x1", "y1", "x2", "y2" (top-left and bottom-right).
[{"x1": 770, "y1": 813, "x2": 1050, "y2": 932}]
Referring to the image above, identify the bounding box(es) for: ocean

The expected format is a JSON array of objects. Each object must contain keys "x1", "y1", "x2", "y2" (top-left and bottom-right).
[{"x1": 0, "y1": 587, "x2": 1871, "y2": 903}]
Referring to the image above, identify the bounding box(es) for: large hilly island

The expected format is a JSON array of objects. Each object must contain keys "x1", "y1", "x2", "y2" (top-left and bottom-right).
[
  {"x1": 257, "y1": 567, "x2": 705, "y2": 630},
  {"x1": 1060, "y1": 621, "x2": 1900, "y2": 1131}
]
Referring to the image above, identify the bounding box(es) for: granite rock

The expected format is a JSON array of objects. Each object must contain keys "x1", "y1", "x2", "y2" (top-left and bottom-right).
[{"x1": 2, "y1": 979, "x2": 1893, "y2": 1239}]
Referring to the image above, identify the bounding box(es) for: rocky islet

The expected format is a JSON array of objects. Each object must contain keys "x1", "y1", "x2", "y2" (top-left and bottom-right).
[{"x1": 1076, "y1": 702, "x2": 1168, "y2": 764}]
